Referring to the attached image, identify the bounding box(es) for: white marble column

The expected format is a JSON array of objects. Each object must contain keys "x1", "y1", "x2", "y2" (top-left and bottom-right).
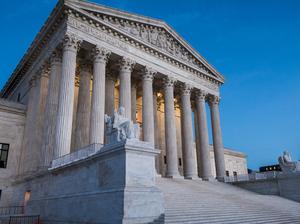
[
  {"x1": 131, "y1": 81, "x2": 137, "y2": 123},
  {"x1": 195, "y1": 90, "x2": 213, "y2": 180},
  {"x1": 42, "y1": 51, "x2": 62, "y2": 166},
  {"x1": 118, "y1": 57, "x2": 135, "y2": 119},
  {"x1": 180, "y1": 84, "x2": 197, "y2": 179},
  {"x1": 105, "y1": 70, "x2": 116, "y2": 116},
  {"x1": 163, "y1": 77, "x2": 180, "y2": 178},
  {"x1": 55, "y1": 34, "x2": 81, "y2": 158},
  {"x1": 153, "y1": 90, "x2": 161, "y2": 173},
  {"x1": 89, "y1": 46, "x2": 111, "y2": 144},
  {"x1": 142, "y1": 67, "x2": 156, "y2": 145},
  {"x1": 208, "y1": 95, "x2": 226, "y2": 181},
  {"x1": 74, "y1": 61, "x2": 92, "y2": 149}
]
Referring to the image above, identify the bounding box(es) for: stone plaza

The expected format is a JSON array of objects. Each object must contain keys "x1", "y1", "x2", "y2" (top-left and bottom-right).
[{"x1": 0, "y1": 0, "x2": 299, "y2": 223}]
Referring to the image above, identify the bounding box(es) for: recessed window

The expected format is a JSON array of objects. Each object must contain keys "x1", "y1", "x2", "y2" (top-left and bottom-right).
[
  {"x1": 17, "y1": 93, "x2": 21, "y2": 102},
  {"x1": 225, "y1": 170, "x2": 230, "y2": 177},
  {"x1": 0, "y1": 190, "x2": 2, "y2": 200},
  {"x1": 233, "y1": 171, "x2": 237, "y2": 176},
  {"x1": 164, "y1": 156, "x2": 167, "y2": 164},
  {"x1": 178, "y1": 158, "x2": 182, "y2": 166},
  {"x1": 0, "y1": 143, "x2": 9, "y2": 168}
]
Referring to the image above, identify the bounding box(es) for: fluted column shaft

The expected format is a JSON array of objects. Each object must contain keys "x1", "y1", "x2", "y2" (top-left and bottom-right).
[
  {"x1": 164, "y1": 77, "x2": 180, "y2": 178},
  {"x1": 195, "y1": 91, "x2": 213, "y2": 180},
  {"x1": 55, "y1": 34, "x2": 81, "y2": 158},
  {"x1": 142, "y1": 68, "x2": 156, "y2": 145},
  {"x1": 209, "y1": 95, "x2": 226, "y2": 181},
  {"x1": 74, "y1": 62, "x2": 92, "y2": 149},
  {"x1": 105, "y1": 73, "x2": 115, "y2": 116},
  {"x1": 89, "y1": 46, "x2": 110, "y2": 144},
  {"x1": 42, "y1": 52, "x2": 62, "y2": 166},
  {"x1": 119, "y1": 58, "x2": 135, "y2": 119},
  {"x1": 131, "y1": 81, "x2": 137, "y2": 123},
  {"x1": 180, "y1": 84, "x2": 197, "y2": 179}
]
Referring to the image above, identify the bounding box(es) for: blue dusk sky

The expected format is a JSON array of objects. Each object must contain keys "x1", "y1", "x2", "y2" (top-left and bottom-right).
[{"x1": 0, "y1": 0, "x2": 299, "y2": 170}]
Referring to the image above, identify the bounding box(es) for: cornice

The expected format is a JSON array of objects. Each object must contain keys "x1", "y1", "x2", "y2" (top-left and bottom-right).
[
  {"x1": 65, "y1": 5, "x2": 222, "y2": 88},
  {"x1": 67, "y1": 0, "x2": 224, "y2": 83}
]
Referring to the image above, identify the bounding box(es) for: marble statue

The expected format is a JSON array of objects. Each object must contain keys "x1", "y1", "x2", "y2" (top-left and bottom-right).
[
  {"x1": 105, "y1": 107, "x2": 140, "y2": 143},
  {"x1": 278, "y1": 150, "x2": 300, "y2": 173}
]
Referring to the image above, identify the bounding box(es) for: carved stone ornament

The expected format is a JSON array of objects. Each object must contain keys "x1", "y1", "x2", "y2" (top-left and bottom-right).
[
  {"x1": 278, "y1": 151, "x2": 300, "y2": 173},
  {"x1": 92, "y1": 46, "x2": 111, "y2": 63},
  {"x1": 118, "y1": 57, "x2": 136, "y2": 72},
  {"x1": 142, "y1": 67, "x2": 156, "y2": 81},
  {"x1": 163, "y1": 76, "x2": 176, "y2": 88},
  {"x1": 195, "y1": 89, "x2": 207, "y2": 102},
  {"x1": 29, "y1": 75, "x2": 37, "y2": 88},
  {"x1": 208, "y1": 95, "x2": 220, "y2": 106},
  {"x1": 36, "y1": 63, "x2": 50, "y2": 79},
  {"x1": 79, "y1": 60, "x2": 93, "y2": 73},
  {"x1": 105, "y1": 107, "x2": 140, "y2": 143},
  {"x1": 63, "y1": 33, "x2": 82, "y2": 52},
  {"x1": 180, "y1": 83, "x2": 192, "y2": 96},
  {"x1": 50, "y1": 49, "x2": 62, "y2": 65}
]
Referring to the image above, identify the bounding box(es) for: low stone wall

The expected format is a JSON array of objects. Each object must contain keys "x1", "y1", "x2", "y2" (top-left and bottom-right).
[
  {"x1": 233, "y1": 172, "x2": 300, "y2": 202},
  {"x1": 7, "y1": 140, "x2": 164, "y2": 224}
]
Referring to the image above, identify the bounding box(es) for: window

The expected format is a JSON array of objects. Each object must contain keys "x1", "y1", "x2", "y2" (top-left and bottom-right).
[
  {"x1": 17, "y1": 93, "x2": 21, "y2": 102},
  {"x1": 225, "y1": 170, "x2": 230, "y2": 177},
  {"x1": 0, "y1": 144, "x2": 9, "y2": 168},
  {"x1": 178, "y1": 158, "x2": 182, "y2": 166},
  {"x1": 0, "y1": 190, "x2": 2, "y2": 200},
  {"x1": 164, "y1": 156, "x2": 167, "y2": 164},
  {"x1": 233, "y1": 171, "x2": 237, "y2": 176}
]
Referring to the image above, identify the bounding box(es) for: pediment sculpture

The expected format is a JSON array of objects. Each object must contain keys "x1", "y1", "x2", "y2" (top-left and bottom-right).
[
  {"x1": 105, "y1": 107, "x2": 140, "y2": 143},
  {"x1": 278, "y1": 150, "x2": 300, "y2": 173}
]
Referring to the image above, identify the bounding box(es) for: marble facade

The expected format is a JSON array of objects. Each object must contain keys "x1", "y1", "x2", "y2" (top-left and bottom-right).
[{"x1": 0, "y1": 0, "x2": 248, "y2": 218}]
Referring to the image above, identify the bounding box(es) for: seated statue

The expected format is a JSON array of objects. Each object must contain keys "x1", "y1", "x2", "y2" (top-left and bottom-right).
[
  {"x1": 278, "y1": 150, "x2": 300, "y2": 173},
  {"x1": 105, "y1": 107, "x2": 140, "y2": 143}
]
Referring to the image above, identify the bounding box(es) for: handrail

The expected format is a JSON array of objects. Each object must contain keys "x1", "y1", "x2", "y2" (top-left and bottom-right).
[
  {"x1": 0, "y1": 206, "x2": 24, "y2": 216},
  {"x1": 9, "y1": 215, "x2": 40, "y2": 224}
]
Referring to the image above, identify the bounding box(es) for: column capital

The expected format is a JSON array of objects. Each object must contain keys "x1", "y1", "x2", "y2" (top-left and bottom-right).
[
  {"x1": 180, "y1": 83, "x2": 193, "y2": 96},
  {"x1": 63, "y1": 33, "x2": 82, "y2": 52},
  {"x1": 79, "y1": 60, "x2": 93, "y2": 74},
  {"x1": 141, "y1": 67, "x2": 156, "y2": 82},
  {"x1": 105, "y1": 68, "x2": 117, "y2": 82},
  {"x1": 118, "y1": 57, "x2": 136, "y2": 72},
  {"x1": 208, "y1": 95, "x2": 221, "y2": 106},
  {"x1": 195, "y1": 89, "x2": 207, "y2": 102},
  {"x1": 75, "y1": 75, "x2": 80, "y2": 87},
  {"x1": 92, "y1": 46, "x2": 111, "y2": 63},
  {"x1": 36, "y1": 63, "x2": 50, "y2": 79},
  {"x1": 50, "y1": 49, "x2": 62, "y2": 65},
  {"x1": 163, "y1": 76, "x2": 176, "y2": 88},
  {"x1": 29, "y1": 75, "x2": 37, "y2": 88}
]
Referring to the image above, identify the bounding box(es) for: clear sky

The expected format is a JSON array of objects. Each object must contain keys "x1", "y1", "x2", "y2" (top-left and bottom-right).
[{"x1": 0, "y1": 0, "x2": 299, "y2": 170}]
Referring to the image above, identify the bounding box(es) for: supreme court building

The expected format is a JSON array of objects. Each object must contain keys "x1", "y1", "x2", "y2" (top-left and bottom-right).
[{"x1": 0, "y1": 0, "x2": 248, "y2": 222}]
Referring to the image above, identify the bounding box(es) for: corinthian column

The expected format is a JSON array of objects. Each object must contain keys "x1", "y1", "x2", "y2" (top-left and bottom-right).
[
  {"x1": 195, "y1": 90, "x2": 213, "y2": 180},
  {"x1": 55, "y1": 34, "x2": 81, "y2": 158},
  {"x1": 42, "y1": 50, "x2": 62, "y2": 166},
  {"x1": 142, "y1": 67, "x2": 156, "y2": 145},
  {"x1": 74, "y1": 61, "x2": 92, "y2": 149},
  {"x1": 105, "y1": 70, "x2": 116, "y2": 116},
  {"x1": 208, "y1": 95, "x2": 226, "y2": 181},
  {"x1": 131, "y1": 80, "x2": 137, "y2": 123},
  {"x1": 180, "y1": 84, "x2": 197, "y2": 179},
  {"x1": 89, "y1": 46, "x2": 111, "y2": 144},
  {"x1": 163, "y1": 77, "x2": 180, "y2": 178},
  {"x1": 118, "y1": 57, "x2": 135, "y2": 119}
]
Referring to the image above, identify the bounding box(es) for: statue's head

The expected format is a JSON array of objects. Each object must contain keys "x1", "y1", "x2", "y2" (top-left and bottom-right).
[
  {"x1": 118, "y1": 107, "x2": 125, "y2": 116},
  {"x1": 283, "y1": 150, "x2": 289, "y2": 155}
]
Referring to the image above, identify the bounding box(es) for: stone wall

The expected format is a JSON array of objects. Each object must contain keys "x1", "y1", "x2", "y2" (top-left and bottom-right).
[
  {"x1": 233, "y1": 172, "x2": 300, "y2": 202},
  {"x1": 0, "y1": 99, "x2": 26, "y2": 206}
]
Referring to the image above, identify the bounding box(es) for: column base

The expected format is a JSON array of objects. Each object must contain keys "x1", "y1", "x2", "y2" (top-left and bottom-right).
[
  {"x1": 165, "y1": 173, "x2": 183, "y2": 179},
  {"x1": 216, "y1": 176, "x2": 225, "y2": 182},
  {"x1": 184, "y1": 175, "x2": 200, "y2": 180},
  {"x1": 201, "y1": 176, "x2": 216, "y2": 182}
]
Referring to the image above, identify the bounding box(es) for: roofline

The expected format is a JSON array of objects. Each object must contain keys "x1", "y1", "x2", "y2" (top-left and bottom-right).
[{"x1": 67, "y1": 0, "x2": 225, "y2": 82}]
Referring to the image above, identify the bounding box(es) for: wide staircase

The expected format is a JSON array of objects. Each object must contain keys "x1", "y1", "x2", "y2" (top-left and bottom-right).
[{"x1": 157, "y1": 177, "x2": 300, "y2": 224}]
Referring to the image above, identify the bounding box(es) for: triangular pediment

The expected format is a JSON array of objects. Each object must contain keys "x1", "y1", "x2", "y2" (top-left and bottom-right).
[{"x1": 65, "y1": 0, "x2": 224, "y2": 83}]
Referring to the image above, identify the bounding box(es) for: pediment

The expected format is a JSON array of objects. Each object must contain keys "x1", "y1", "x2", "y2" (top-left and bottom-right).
[{"x1": 66, "y1": 0, "x2": 224, "y2": 83}]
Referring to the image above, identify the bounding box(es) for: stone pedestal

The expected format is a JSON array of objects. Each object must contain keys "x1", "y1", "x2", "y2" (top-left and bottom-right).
[{"x1": 16, "y1": 140, "x2": 164, "y2": 224}]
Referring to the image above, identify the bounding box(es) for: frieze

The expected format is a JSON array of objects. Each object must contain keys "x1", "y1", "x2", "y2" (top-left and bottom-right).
[
  {"x1": 68, "y1": 16, "x2": 129, "y2": 51},
  {"x1": 67, "y1": 14, "x2": 219, "y2": 92}
]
